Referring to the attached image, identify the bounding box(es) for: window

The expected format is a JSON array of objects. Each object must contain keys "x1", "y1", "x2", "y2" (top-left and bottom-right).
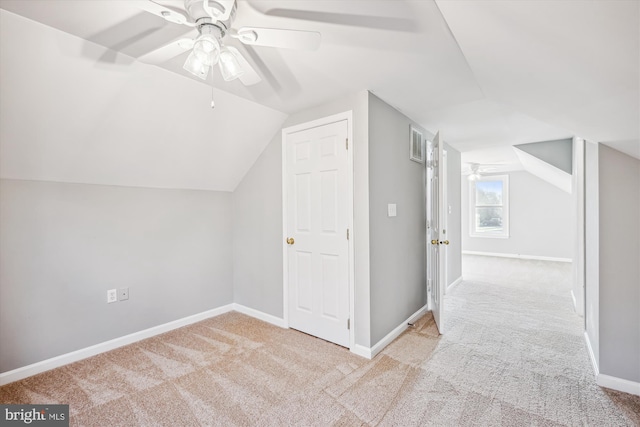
[{"x1": 469, "y1": 175, "x2": 509, "y2": 238}]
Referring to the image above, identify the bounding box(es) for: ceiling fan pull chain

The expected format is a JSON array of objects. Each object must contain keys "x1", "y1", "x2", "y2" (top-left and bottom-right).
[{"x1": 210, "y1": 69, "x2": 215, "y2": 109}]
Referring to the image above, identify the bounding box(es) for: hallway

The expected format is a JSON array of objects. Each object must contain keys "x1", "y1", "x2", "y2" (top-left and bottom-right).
[{"x1": 380, "y1": 255, "x2": 640, "y2": 425}]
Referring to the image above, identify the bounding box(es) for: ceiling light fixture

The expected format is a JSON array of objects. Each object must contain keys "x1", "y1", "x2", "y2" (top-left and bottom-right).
[
  {"x1": 218, "y1": 46, "x2": 244, "y2": 81},
  {"x1": 136, "y1": 0, "x2": 323, "y2": 107},
  {"x1": 467, "y1": 163, "x2": 481, "y2": 181},
  {"x1": 183, "y1": 25, "x2": 220, "y2": 80},
  {"x1": 183, "y1": 50, "x2": 210, "y2": 79}
]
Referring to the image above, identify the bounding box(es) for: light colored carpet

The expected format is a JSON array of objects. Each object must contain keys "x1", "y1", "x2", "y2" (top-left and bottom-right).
[{"x1": 1, "y1": 257, "x2": 639, "y2": 426}]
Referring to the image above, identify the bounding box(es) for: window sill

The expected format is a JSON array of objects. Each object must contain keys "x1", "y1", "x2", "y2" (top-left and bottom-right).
[{"x1": 469, "y1": 234, "x2": 510, "y2": 239}]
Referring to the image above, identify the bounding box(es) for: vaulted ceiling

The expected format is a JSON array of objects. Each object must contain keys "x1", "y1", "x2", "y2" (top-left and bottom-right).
[{"x1": 0, "y1": 0, "x2": 638, "y2": 190}]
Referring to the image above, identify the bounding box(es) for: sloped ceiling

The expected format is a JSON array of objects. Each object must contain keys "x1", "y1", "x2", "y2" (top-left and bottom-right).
[
  {"x1": 436, "y1": 0, "x2": 639, "y2": 159},
  {"x1": 0, "y1": 0, "x2": 638, "y2": 191},
  {"x1": 0, "y1": 10, "x2": 286, "y2": 191}
]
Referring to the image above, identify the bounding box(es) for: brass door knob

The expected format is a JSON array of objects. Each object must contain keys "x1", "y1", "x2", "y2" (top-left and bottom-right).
[
  {"x1": 440, "y1": 240, "x2": 450, "y2": 245},
  {"x1": 431, "y1": 239, "x2": 439, "y2": 245},
  {"x1": 286, "y1": 237, "x2": 295, "y2": 245}
]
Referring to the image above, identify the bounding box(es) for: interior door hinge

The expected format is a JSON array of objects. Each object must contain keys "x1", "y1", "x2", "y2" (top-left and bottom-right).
[
  {"x1": 346, "y1": 138, "x2": 349, "y2": 150},
  {"x1": 347, "y1": 229, "x2": 350, "y2": 240},
  {"x1": 347, "y1": 318, "x2": 350, "y2": 330}
]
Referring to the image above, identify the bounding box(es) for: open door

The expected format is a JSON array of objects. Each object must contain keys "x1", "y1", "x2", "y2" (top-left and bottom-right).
[{"x1": 427, "y1": 132, "x2": 446, "y2": 334}]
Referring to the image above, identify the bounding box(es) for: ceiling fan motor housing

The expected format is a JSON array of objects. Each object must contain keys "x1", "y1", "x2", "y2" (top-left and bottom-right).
[
  {"x1": 135, "y1": 0, "x2": 321, "y2": 88},
  {"x1": 185, "y1": 0, "x2": 236, "y2": 34}
]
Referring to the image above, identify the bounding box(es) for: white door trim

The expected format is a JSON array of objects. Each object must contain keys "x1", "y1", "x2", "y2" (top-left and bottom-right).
[
  {"x1": 281, "y1": 111, "x2": 355, "y2": 350},
  {"x1": 442, "y1": 149, "x2": 448, "y2": 294}
]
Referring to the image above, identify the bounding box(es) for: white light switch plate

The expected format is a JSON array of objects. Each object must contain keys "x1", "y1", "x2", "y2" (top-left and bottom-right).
[{"x1": 388, "y1": 203, "x2": 397, "y2": 217}]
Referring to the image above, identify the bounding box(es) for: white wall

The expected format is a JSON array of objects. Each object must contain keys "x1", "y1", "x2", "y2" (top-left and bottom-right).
[
  {"x1": 571, "y1": 138, "x2": 585, "y2": 317},
  {"x1": 446, "y1": 146, "x2": 463, "y2": 285},
  {"x1": 462, "y1": 170, "x2": 574, "y2": 260},
  {"x1": 0, "y1": 10, "x2": 286, "y2": 192},
  {"x1": 584, "y1": 141, "x2": 600, "y2": 368},
  {"x1": 0, "y1": 180, "x2": 233, "y2": 373}
]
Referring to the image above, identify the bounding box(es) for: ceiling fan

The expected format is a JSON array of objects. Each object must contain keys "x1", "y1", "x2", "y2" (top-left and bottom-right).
[
  {"x1": 135, "y1": 0, "x2": 321, "y2": 91},
  {"x1": 463, "y1": 163, "x2": 504, "y2": 181}
]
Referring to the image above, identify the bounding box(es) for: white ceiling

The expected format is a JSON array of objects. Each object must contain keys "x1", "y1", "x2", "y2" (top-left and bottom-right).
[
  {"x1": 436, "y1": 0, "x2": 639, "y2": 160},
  {"x1": 0, "y1": 9, "x2": 286, "y2": 191},
  {"x1": 0, "y1": 0, "x2": 638, "y2": 189}
]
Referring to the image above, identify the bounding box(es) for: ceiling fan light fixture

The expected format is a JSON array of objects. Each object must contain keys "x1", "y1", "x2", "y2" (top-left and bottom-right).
[
  {"x1": 192, "y1": 34, "x2": 220, "y2": 66},
  {"x1": 218, "y1": 46, "x2": 245, "y2": 81},
  {"x1": 468, "y1": 173, "x2": 481, "y2": 181},
  {"x1": 183, "y1": 50, "x2": 211, "y2": 80}
]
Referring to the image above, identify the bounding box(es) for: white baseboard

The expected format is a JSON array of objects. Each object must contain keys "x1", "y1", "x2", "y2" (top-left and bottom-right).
[
  {"x1": 350, "y1": 344, "x2": 372, "y2": 359},
  {"x1": 0, "y1": 304, "x2": 235, "y2": 386},
  {"x1": 462, "y1": 250, "x2": 572, "y2": 263},
  {"x1": 571, "y1": 289, "x2": 584, "y2": 317},
  {"x1": 368, "y1": 304, "x2": 429, "y2": 359},
  {"x1": 597, "y1": 374, "x2": 640, "y2": 397},
  {"x1": 583, "y1": 332, "x2": 640, "y2": 396},
  {"x1": 584, "y1": 331, "x2": 599, "y2": 377},
  {"x1": 447, "y1": 276, "x2": 463, "y2": 293},
  {"x1": 232, "y1": 303, "x2": 286, "y2": 328}
]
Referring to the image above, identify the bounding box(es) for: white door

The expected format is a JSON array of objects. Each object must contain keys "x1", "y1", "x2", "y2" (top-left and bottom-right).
[
  {"x1": 285, "y1": 119, "x2": 350, "y2": 347},
  {"x1": 427, "y1": 131, "x2": 446, "y2": 333}
]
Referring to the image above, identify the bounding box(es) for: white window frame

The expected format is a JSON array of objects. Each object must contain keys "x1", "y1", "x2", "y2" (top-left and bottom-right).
[{"x1": 469, "y1": 174, "x2": 510, "y2": 238}]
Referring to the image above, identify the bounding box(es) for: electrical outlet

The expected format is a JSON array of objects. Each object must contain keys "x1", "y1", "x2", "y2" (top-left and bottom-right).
[
  {"x1": 107, "y1": 289, "x2": 117, "y2": 303},
  {"x1": 119, "y1": 287, "x2": 129, "y2": 301}
]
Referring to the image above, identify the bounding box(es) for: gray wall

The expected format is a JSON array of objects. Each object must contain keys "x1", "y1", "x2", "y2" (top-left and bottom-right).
[
  {"x1": 462, "y1": 171, "x2": 574, "y2": 259},
  {"x1": 445, "y1": 145, "x2": 462, "y2": 285},
  {"x1": 597, "y1": 145, "x2": 640, "y2": 382},
  {"x1": 0, "y1": 179, "x2": 233, "y2": 373},
  {"x1": 232, "y1": 91, "x2": 372, "y2": 346},
  {"x1": 514, "y1": 138, "x2": 573, "y2": 174},
  {"x1": 368, "y1": 93, "x2": 427, "y2": 345},
  {"x1": 233, "y1": 91, "x2": 463, "y2": 348},
  {"x1": 232, "y1": 137, "x2": 285, "y2": 317}
]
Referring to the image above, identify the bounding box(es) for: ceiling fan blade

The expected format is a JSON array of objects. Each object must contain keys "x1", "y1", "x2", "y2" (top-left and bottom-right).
[
  {"x1": 258, "y1": 8, "x2": 420, "y2": 33},
  {"x1": 132, "y1": 0, "x2": 194, "y2": 26},
  {"x1": 225, "y1": 46, "x2": 262, "y2": 86},
  {"x1": 137, "y1": 37, "x2": 194, "y2": 65},
  {"x1": 203, "y1": 0, "x2": 236, "y2": 22},
  {"x1": 233, "y1": 27, "x2": 321, "y2": 50}
]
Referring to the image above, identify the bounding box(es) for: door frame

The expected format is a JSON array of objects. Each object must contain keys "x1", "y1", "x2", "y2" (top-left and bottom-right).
[
  {"x1": 281, "y1": 111, "x2": 355, "y2": 350},
  {"x1": 442, "y1": 149, "x2": 448, "y2": 294}
]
